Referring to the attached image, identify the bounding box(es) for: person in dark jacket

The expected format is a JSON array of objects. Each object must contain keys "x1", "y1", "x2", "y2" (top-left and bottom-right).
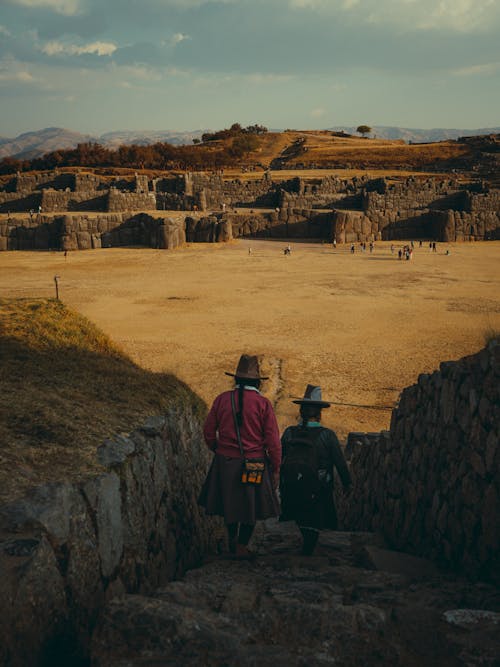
[
  {"x1": 199, "y1": 354, "x2": 281, "y2": 559},
  {"x1": 280, "y1": 384, "x2": 351, "y2": 556}
]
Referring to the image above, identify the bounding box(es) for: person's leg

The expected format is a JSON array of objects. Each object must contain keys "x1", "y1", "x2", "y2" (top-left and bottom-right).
[
  {"x1": 235, "y1": 523, "x2": 256, "y2": 559},
  {"x1": 226, "y1": 522, "x2": 238, "y2": 554},
  {"x1": 299, "y1": 526, "x2": 319, "y2": 556},
  {"x1": 238, "y1": 523, "x2": 255, "y2": 546}
]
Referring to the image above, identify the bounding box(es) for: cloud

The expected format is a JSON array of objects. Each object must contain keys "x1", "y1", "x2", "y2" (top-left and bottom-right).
[
  {"x1": 246, "y1": 73, "x2": 294, "y2": 84},
  {"x1": 0, "y1": 25, "x2": 12, "y2": 37},
  {"x1": 119, "y1": 64, "x2": 162, "y2": 81},
  {"x1": 6, "y1": 0, "x2": 81, "y2": 16},
  {"x1": 155, "y1": 0, "x2": 236, "y2": 6},
  {"x1": 171, "y1": 32, "x2": 190, "y2": 45},
  {"x1": 289, "y1": 0, "x2": 500, "y2": 33},
  {"x1": 0, "y1": 59, "x2": 36, "y2": 83},
  {"x1": 41, "y1": 40, "x2": 117, "y2": 56},
  {"x1": 310, "y1": 107, "x2": 326, "y2": 118},
  {"x1": 453, "y1": 61, "x2": 500, "y2": 76}
]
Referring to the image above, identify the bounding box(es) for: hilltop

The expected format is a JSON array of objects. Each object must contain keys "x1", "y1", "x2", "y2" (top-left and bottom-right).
[
  {"x1": 1, "y1": 125, "x2": 499, "y2": 161},
  {"x1": 2, "y1": 128, "x2": 499, "y2": 183}
]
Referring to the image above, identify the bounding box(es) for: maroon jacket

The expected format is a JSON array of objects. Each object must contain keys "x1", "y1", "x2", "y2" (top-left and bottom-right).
[{"x1": 203, "y1": 388, "x2": 281, "y2": 474}]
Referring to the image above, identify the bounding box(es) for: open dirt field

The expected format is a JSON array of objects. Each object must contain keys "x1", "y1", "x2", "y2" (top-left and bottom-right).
[{"x1": 1, "y1": 240, "x2": 499, "y2": 440}]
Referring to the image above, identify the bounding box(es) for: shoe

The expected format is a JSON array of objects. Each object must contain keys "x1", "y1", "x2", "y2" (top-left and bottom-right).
[{"x1": 234, "y1": 544, "x2": 257, "y2": 561}]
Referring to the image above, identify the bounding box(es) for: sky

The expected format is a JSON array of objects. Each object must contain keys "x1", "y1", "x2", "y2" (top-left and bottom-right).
[{"x1": 0, "y1": 0, "x2": 499, "y2": 136}]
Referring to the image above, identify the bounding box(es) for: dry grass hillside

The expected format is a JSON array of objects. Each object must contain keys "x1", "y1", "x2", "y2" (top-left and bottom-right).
[
  {"x1": 0, "y1": 130, "x2": 482, "y2": 185},
  {"x1": 251, "y1": 130, "x2": 472, "y2": 170},
  {"x1": 0, "y1": 298, "x2": 204, "y2": 504}
]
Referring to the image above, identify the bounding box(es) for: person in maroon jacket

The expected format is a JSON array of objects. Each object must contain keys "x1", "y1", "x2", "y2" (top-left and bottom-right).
[{"x1": 199, "y1": 354, "x2": 281, "y2": 559}]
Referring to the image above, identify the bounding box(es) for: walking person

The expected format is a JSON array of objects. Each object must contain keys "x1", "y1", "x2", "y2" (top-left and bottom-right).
[
  {"x1": 199, "y1": 354, "x2": 281, "y2": 559},
  {"x1": 279, "y1": 385, "x2": 351, "y2": 556}
]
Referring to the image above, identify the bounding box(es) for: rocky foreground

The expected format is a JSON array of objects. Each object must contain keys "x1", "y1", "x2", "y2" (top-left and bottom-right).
[{"x1": 91, "y1": 520, "x2": 500, "y2": 666}]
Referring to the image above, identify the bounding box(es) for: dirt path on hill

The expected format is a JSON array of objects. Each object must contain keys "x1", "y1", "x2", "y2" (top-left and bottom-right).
[{"x1": 1, "y1": 239, "x2": 499, "y2": 440}]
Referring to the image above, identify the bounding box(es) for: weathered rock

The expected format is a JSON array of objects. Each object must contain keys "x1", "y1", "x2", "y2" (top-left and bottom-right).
[{"x1": 91, "y1": 522, "x2": 500, "y2": 667}]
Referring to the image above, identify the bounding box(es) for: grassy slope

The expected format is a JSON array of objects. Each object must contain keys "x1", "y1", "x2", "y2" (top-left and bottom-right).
[
  {"x1": 263, "y1": 131, "x2": 471, "y2": 169},
  {"x1": 0, "y1": 131, "x2": 476, "y2": 188},
  {"x1": 0, "y1": 298, "x2": 205, "y2": 504}
]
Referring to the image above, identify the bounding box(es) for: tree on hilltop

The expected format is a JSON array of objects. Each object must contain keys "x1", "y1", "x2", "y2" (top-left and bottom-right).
[
  {"x1": 356, "y1": 125, "x2": 372, "y2": 138},
  {"x1": 229, "y1": 133, "x2": 260, "y2": 158}
]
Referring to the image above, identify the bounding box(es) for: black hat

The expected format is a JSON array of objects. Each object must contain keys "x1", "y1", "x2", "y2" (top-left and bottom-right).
[
  {"x1": 292, "y1": 384, "x2": 331, "y2": 408},
  {"x1": 225, "y1": 354, "x2": 269, "y2": 380}
]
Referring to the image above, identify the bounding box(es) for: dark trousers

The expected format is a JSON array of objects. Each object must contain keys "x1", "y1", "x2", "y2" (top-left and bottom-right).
[
  {"x1": 298, "y1": 524, "x2": 319, "y2": 556},
  {"x1": 226, "y1": 522, "x2": 255, "y2": 552}
]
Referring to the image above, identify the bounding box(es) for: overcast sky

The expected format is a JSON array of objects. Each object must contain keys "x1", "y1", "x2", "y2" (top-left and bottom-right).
[{"x1": 1, "y1": 0, "x2": 499, "y2": 136}]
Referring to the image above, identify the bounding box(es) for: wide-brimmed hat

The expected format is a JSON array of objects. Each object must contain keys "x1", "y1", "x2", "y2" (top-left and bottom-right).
[
  {"x1": 225, "y1": 354, "x2": 269, "y2": 380},
  {"x1": 292, "y1": 384, "x2": 331, "y2": 408}
]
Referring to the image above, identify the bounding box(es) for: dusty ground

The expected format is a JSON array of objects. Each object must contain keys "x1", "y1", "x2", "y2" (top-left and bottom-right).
[{"x1": 1, "y1": 239, "x2": 499, "y2": 440}]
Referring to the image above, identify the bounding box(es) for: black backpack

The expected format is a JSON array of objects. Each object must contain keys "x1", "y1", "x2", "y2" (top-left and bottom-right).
[{"x1": 280, "y1": 426, "x2": 325, "y2": 513}]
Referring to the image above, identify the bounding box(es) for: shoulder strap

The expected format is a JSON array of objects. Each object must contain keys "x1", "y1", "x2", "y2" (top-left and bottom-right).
[{"x1": 230, "y1": 390, "x2": 244, "y2": 458}]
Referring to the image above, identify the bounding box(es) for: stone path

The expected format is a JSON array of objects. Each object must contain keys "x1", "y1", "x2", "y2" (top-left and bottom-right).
[{"x1": 91, "y1": 521, "x2": 500, "y2": 666}]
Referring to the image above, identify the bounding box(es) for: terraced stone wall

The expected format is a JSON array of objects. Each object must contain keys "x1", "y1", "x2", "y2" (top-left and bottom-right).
[
  {"x1": 340, "y1": 343, "x2": 499, "y2": 583},
  {"x1": 0, "y1": 408, "x2": 219, "y2": 667}
]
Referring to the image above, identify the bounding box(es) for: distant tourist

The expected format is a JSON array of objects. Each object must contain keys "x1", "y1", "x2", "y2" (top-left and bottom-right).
[
  {"x1": 199, "y1": 355, "x2": 281, "y2": 559},
  {"x1": 332, "y1": 237, "x2": 337, "y2": 249},
  {"x1": 248, "y1": 247, "x2": 252, "y2": 255},
  {"x1": 398, "y1": 248, "x2": 402, "y2": 260},
  {"x1": 390, "y1": 244, "x2": 394, "y2": 254},
  {"x1": 432, "y1": 242, "x2": 437, "y2": 253},
  {"x1": 369, "y1": 241, "x2": 374, "y2": 253},
  {"x1": 350, "y1": 243, "x2": 355, "y2": 254},
  {"x1": 419, "y1": 240, "x2": 423, "y2": 247},
  {"x1": 279, "y1": 385, "x2": 352, "y2": 556}
]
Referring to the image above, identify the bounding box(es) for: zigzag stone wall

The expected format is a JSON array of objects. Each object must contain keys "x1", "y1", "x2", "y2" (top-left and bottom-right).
[
  {"x1": 1, "y1": 171, "x2": 499, "y2": 243},
  {"x1": 0, "y1": 408, "x2": 219, "y2": 667},
  {"x1": 339, "y1": 342, "x2": 500, "y2": 583}
]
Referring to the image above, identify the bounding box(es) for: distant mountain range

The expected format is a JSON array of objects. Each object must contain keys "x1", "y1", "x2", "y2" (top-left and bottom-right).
[
  {"x1": 0, "y1": 127, "x2": 206, "y2": 160},
  {"x1": 1, "y1": 126, "x2": 499, "y2": 160},
  {"x1": 329, "y1": 126, "x2": 500, "y2": 143}
]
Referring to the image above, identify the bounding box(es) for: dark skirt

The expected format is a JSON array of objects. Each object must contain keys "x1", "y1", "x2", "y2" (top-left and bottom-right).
[
  {"x1": 280, "y1": 483, "x2": 338, "y2": 531},
  {"x1": 198, "y1": 454, "x2": 280, "y2": 525}
]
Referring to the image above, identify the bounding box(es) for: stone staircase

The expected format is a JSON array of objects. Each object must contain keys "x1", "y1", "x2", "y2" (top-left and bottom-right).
[{"x1": 91, "y1": 521, "x2": 500, "y2": 666}]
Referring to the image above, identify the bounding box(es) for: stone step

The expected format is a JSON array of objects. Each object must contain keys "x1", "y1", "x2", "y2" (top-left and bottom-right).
[{"x1": 91, "y1": 523, "x2": 500, "y2": 666}]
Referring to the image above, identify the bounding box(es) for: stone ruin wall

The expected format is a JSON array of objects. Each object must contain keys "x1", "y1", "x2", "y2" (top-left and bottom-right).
[
  {"x1": 334, "y1": 178, "x2": 500, "y2": 243},
  {"x1": 0, "y1": 211, "x2": 234, "y2": 251},
  {"x1": 0, "y1": 213, "x2": 188, "y2": 251},
  {"x1": 1, "y1": 171, "x2": 499, "y2": 246},
  {"x1": 228, "y1": 209, "x2": 334, "y2": 240},
  {"x1": 432, "y1": 210, "x2": 500, "y2": 242},
  {"x1": 0, "y1": 407, "x2": 220, "y2": 667},
  {"x1": 338, "y1": 342, "x2": 499, "y2": 583}
]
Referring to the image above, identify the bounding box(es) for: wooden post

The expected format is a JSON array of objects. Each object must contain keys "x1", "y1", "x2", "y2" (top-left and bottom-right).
[{"x1": 54, "y1": 275, "x2": 60, "y2": 300}]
